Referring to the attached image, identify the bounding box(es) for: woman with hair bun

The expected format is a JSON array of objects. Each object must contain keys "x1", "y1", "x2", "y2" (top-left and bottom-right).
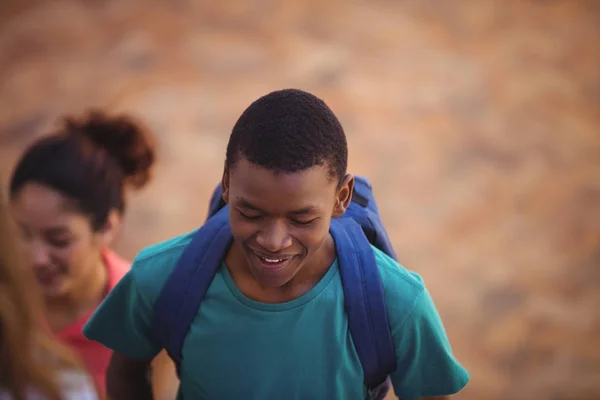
[{"x1": 8, "y1": 111, "x2": 175, "y2": 397}]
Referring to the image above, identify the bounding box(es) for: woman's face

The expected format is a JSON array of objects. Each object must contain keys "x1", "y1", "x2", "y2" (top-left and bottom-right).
[{"x1": 10, "y1": 183, "x2": 108, "y2": 300}]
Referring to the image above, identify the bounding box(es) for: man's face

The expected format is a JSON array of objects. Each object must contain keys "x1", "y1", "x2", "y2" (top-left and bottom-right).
[{"x1": 223, "y1": 157, "x2": 351, "y2": 288}]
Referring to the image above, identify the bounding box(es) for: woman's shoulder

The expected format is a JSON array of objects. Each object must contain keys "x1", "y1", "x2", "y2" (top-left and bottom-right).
[{"x1": 103, "y1": 248, "x2": 132, "y2": 289}]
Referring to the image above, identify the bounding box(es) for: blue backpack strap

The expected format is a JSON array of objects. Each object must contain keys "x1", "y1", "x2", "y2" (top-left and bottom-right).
[
  {"x1": 345, "y1": 176, "x2": 398, "y2": 261},
  {"x1": 206, "y1": 183, "x2": 226, "y2": 220},
  {"x1": 330, "y1": 218, "x2": 397, "y2": 390},
  {"x1": 152, "y1": 206, "x2": 232, "y2": 368}
]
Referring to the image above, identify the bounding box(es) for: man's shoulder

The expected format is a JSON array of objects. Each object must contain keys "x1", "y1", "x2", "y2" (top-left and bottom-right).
[
  {"x1": 370, "y1": 245, "x2": 426, "y2": 314},
  {"x1": 133, "y1": 230, "x2": 196, "y2": 270},
  {"x1": 128, "y1": 230, "x2": 197, "y2": 291}
]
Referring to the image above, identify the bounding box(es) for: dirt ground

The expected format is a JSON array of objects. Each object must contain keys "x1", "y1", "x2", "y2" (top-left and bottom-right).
[{"x1": 1, "y1": 1, "x2": 599, "y2": 399}]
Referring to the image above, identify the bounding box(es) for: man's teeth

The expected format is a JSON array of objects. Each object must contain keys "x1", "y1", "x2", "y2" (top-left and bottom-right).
[{"x1": 261, "y1": 257, "x2": 287, "y2": 263}]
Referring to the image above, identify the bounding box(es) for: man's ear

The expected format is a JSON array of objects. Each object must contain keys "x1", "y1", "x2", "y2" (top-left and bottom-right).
[
  {"x1": 332, "y1": 174, "x2": 354, "y2": 218},
  {"x1": 221, "y1": 163, "x2": 230, "y2": 204}
]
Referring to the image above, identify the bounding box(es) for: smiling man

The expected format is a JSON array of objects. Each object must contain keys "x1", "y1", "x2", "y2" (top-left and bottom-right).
[{"x1": 83, "y1": 89, "x2": 469, "y2": 399}]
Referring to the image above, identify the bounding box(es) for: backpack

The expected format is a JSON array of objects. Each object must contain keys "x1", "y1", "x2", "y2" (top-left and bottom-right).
[{"x1": 152, "y1": 176, "x2": 398, "y2": 399}]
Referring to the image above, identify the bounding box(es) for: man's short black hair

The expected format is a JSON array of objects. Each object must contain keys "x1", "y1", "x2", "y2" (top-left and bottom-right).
[{"x1": 225, "y1": 89, "x2": 348, "y2": 182}]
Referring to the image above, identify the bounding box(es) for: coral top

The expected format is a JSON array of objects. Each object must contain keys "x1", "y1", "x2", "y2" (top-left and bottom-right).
[{"x1": 55, "y1": 249, "x2": 130, "y2": 393}]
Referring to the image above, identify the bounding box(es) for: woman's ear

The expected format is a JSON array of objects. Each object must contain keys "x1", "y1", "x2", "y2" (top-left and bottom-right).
[{"x1": 99, "y1": 209, "x2": 121, "y2": 246}]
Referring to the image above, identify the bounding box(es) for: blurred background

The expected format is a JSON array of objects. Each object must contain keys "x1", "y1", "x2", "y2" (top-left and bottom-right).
[{"x1": 0, "y1": 0, "x2": 599, "y2": 399}]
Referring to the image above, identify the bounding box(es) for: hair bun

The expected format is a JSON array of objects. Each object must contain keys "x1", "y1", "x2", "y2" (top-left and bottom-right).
[{"x1": 63, "y1": 110, "x2": 156, "y2": 189}]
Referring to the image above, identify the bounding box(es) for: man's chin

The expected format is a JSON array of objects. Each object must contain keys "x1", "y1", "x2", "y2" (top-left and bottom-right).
[{"x1": 246, "y1": 255, "x2": 305, "y2": 288}]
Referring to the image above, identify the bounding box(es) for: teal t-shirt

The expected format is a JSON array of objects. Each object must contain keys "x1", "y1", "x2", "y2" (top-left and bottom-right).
[{"x1": 84, "y1": 232, "x2": 469, "y2": 399}]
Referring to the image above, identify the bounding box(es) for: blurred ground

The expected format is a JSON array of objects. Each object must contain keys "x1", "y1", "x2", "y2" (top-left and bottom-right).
[{"x1": 1, "y1": 0, "x2": 599, "y2": 399}]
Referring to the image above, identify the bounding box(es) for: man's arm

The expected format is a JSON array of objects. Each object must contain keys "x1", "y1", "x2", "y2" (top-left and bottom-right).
[
  {"x1": 388, "y1": 287, "x2": 470, "y2": 399},
  {"x1": 151, "y1": 350, "x2": 179, "y2": 400},
  {"x1": 107, "y1": 353, "x2": 154, "y2": 400}
]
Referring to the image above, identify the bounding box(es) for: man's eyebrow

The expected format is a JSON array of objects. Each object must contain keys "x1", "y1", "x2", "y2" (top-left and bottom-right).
[
  {"x1": 235, "y1": 198, "x2": 320, "y2": 215},
  {"x1": 236, "y1": 198, "x2": 266, "y2": 212},
  {"x1": 288, "y1": 206, "x2": 320, "y2": 215}
]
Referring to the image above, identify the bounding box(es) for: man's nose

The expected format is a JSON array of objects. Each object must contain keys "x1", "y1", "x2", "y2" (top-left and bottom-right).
[{"x1": 256, "y1": 220, "x2": 292, "y2": 253}]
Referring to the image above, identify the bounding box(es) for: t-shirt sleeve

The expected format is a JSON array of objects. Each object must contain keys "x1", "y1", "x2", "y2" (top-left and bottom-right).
[
  {"x1": 389, "y1": 288, "x2": 470, "y2": 399},
  {"x1": 83, "y1": 259, "x2": 162, "y2": 361}
]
